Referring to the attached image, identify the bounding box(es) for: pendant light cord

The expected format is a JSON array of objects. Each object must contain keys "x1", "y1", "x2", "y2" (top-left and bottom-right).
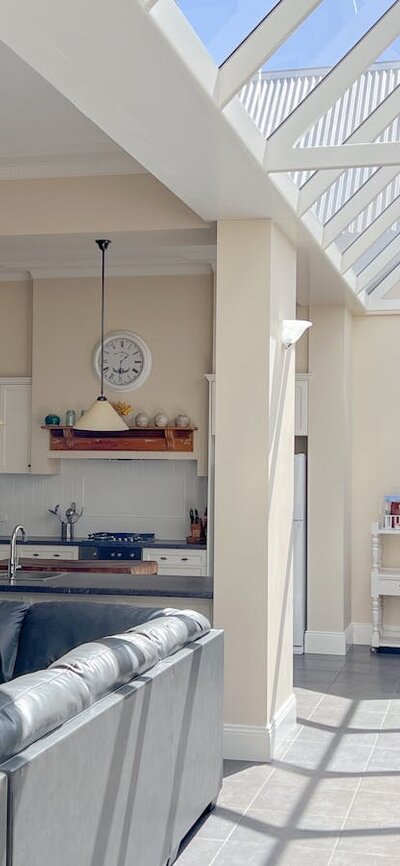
[{"x1": 95, "y1": 239, "x2": 111, "y2": 399}]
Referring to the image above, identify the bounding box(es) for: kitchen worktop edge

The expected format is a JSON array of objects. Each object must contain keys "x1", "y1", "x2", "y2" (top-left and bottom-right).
[{"x1": 0, "y1": 536, "x2": 207, "y2": 550}]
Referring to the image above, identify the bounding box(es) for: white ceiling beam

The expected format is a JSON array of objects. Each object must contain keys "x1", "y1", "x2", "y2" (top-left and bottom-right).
[
  {"x1": 321, "y1": 166, "x2": 399, "y2": 248},
  {"x1": 266, "y1": 142, "x2": 400, "y2": 172},
  {"x1": 266, "y1": 2, "x2": 400, "y2": 152},
  {"x1": 367, "y1": 297, "x2": 400, "y2": 311},
  {"x1": 366, "y1": 260, "x2": 400, "y2": 302},
  {"x1": 297, "y1": 83, "x2": 400, "y2": 214},
  {"x1": 217, "y1": 0, "x2": 322, "y2": 108},
  {"x1": 355, "y1": 231, "x2": 400, "y2": 291},
  {"x1": 337, "y1": 196, "x2": 400, "y2": 272}
]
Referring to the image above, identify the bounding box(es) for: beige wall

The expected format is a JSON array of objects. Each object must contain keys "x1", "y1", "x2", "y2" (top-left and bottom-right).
[
  {"x1": 214, "y1": 219, "x2": 296, "y2": 755},
  {"x1": 308, "y1": 305, "x2": 352, "y2": 637},
  {"x1": 0, "y1": 174, "x2": 206, "y2": 235},
  {"x1": 28, "y1": 274, "x2": 212, "y2": 474},
  {"x1": 0, "y1": 280, "x2": 32, "y2": 375},
  {"x1": 296, "y1": 304, "x2": 309, "y2": 374},
  {"x1": 352, "y1": 315, "x2": 400, "y2": 626}
]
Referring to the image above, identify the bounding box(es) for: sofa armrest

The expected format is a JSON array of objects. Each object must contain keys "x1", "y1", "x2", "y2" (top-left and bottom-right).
[{"x1": 0, "y1": 771, "x2": 7, "y2": 866}]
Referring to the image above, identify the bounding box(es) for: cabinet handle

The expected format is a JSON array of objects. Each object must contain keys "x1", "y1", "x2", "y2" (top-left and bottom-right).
[
  {"x1": 160, "y1": 556, "x2": 167, "y2": 561},
  {"x1": 33, "y1": 553, "x2": 39, "y2": 557},
  {"x1": 181, "y1": 557, "x2": 188, "y2": 561},
  {"x1": 53, "y1": 554, "x2": 60, "y2": 557}
]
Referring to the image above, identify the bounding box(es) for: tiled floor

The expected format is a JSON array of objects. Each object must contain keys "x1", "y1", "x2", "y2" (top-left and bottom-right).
[{"x1": 176, "y1": 646, "x2": 400, "y2": 865}]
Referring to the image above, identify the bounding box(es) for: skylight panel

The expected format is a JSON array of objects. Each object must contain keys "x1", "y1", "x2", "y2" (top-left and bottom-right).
[
  {"x1": 351, "y1": 219, "x2": 400, "y2": 274},
  {"x1": 174, "y1": 0, "x2": 281, "y2": 66},
  {"x1": 239, "y1": 0, "x2": 397, "y2": 138},
  {"x1": 330, "y1": 174, "x2": 400, "y2": 250}
]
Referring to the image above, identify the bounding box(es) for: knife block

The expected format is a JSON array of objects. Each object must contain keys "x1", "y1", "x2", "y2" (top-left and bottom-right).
[{"x1": 186, "y1": 520, "x2": 205, "y2": 544}]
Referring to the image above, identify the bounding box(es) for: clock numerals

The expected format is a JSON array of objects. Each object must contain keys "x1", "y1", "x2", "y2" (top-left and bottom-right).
[{"x1": 97, "y1": 332, "x2": 151, "y2": 391}]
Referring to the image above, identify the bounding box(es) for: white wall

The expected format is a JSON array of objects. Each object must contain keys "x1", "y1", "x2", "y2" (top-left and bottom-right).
[
  {"x1": 214, "y1": 219, "x2": 296, "y2": 759},
  {"x1": 352, "y1": 315, "x2": 400, "y2": 627},
  {"x1": 307, "y1": 305, "x2": 352, "y2": 650},
  {"x1": 0, "y1": 459, "x2": 207, "y2": 540}
]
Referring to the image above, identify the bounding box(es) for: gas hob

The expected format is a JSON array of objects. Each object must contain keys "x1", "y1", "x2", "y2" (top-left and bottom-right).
[{"x1": 81, "y1": 531, "x2": 156, "y2": 560}]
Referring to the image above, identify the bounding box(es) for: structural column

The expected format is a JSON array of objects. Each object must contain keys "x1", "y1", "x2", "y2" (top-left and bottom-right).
[
  {"x1": 213, "y1": 220, "x2": 296, "y2": 761},
  {"x1": 306, "y1": 305, "x2": 352, "y2": 654}
]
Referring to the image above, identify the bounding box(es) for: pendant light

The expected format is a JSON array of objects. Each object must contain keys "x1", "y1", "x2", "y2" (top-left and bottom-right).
[{"x1": 75, "y1": 239, "x2": 129, "y2": 432}]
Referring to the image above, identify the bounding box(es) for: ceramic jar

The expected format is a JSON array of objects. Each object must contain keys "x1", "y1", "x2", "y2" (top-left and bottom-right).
[
  {"x1": 135, "y1": 412, "x2": 150, "y2": 427},
  {"x1": 175, "y1": 414, "x2": 190, "y2": 427},
  {"x1": 154, "y1": 412, "x2": 168, "y2": 428}
]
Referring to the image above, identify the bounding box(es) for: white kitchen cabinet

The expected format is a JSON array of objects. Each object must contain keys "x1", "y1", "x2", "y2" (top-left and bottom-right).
[
  {"x1": 142, "y1": 548, "x2": 207, "y2": 576},
  {"x1": 295, "y1": 374, "x2": 310, "y2": 436},
  {"x1": 0, "y1": 544, "x2": 79, "y2": 562},
  {"x1": 0, "y1": 378, "x2": 31, "y2": 473}
]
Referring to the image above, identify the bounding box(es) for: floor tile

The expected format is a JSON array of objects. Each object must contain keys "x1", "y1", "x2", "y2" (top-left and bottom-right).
[
  {"x1": 347, "y1": 789, "x2": 400, "y2": 822},
  {"x1": 367, "y1": 747, "x2": 400, "y2": 772},
  {"x1": 228, "y1": 808, "x2": 341, "y2": 851},
  {"x1": 335, "y1": 817, "x2": 400, "y2": 857},
  {"x1": 214, "y1": 839, "x2": 333, "y2": 865},
  {"x1": 193, "y1": 806, "x2": 238, "y2": 841},
  {"x1": 177, "y1": 652, "x2": 400, "y2": 866},
  {"x1": 175, "y1": 838, "x2": 222, "y2": 864},
  {"x1": 330, "y1": 851, "x2": 400, "y2": 866}
]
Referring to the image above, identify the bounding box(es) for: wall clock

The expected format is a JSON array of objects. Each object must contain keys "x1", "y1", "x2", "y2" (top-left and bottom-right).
[{"x1": 93, "y1": 331, "x2": 152, "y2": 392}]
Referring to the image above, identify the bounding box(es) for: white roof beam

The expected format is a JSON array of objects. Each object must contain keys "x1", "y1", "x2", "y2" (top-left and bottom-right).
[
  {"x1": 355, "y1": 232, "x2": 400, "y2": 292},
  {"x1": 266, "y1": 2, "x2": 400, "y2": 153},
  {"x1": 217, "y1": 0, "x2": 322, "y2": 109},
  {"x1": 337, "y1": 196, "x2": 400, "y2": 272},
  {"x1": 321, "y1": 166, "x2": 399, "y2": 248},
  {"x1": 366, "y1": 260, "x2": 400, "y2": 302},
  {"x1": 266, "y1": 142, "x2": 400, "y2": 172},
  {"x1": 297, "y1": 83, "x2": 400, "y2": 215}
]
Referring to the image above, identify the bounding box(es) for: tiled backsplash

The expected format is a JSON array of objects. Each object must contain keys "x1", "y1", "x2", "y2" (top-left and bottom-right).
[{"x1": 0, "y1": 460, "x2": 207, "y2": 539}]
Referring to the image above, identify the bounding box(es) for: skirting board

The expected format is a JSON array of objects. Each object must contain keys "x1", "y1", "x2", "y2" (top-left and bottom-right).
[
  {"x1": 223, "y1": 693, "x2": 296, "y2": 762},
  {"x1": 305, "y1": 626, "x2": 353, "y2": 655},
  {"x1": 351, "y1": 623, "x2": 400, "y2": 646},
  {"x1": 306, "y1": 623, "x2": 400, "y2": 652}
]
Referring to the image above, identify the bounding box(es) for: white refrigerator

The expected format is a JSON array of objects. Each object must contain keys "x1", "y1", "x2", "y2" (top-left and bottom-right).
[{"x1": 293, "y1": 454, "x2": 307, "y2": 654}]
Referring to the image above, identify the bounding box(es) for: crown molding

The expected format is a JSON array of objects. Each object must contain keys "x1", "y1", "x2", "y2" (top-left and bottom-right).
[
  {"x1": 0, "y1": 151, "x2": 146, "y2": 180},
  {"x1": 0, "y1": 269, "x2": 31, "y2": 282},
  {"x1": 29, "y1": 262, "x2": 213, "y2": 279}
]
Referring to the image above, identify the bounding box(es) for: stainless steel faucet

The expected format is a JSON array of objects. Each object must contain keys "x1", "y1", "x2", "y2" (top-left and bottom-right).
[{"x1": 8, "y1": 525, "x2": 27, "y2": 583}]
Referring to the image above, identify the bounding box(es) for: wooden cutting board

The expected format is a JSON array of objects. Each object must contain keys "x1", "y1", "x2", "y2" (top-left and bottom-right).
[{"x1": 0, "y1": 558, "x2": 158, "y2": 575}]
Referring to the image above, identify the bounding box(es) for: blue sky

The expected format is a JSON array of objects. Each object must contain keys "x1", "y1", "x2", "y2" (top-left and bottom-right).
[{"x1": 176, "y1": 0, "x2": 400, "y2": 69}]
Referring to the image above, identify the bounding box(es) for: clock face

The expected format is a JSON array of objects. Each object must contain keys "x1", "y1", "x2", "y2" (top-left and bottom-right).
[{"x1": 93, "y1": 331, "x2": 152, "y2": 392}]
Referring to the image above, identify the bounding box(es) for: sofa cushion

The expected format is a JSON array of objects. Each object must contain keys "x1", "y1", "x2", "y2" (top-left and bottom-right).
[
  {"x1": 130, "y1": 610, "x2": 210, "y2": 659},
  {"x1": 0, "y1": 601, "x2": 29, "y2": 683},
  {"x1": 13, "y1": 601, "x2": 172, "y2": 677},
  {"x1": 0, "y1": 631, "x2": 160, "y2": 763}
]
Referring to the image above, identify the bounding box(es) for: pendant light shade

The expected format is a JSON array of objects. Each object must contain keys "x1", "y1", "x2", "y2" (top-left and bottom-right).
[{"x1": 75, "y1": 240, "x2": 129, "y2": 433}]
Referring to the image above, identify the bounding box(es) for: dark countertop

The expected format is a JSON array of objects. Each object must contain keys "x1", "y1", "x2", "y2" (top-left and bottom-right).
[
  {"x1": 0, "y1": 573, "x2": 213, "y2": 599},
  {"x1": 0, "y1": 536, "x2": 207, "y2": 550}
]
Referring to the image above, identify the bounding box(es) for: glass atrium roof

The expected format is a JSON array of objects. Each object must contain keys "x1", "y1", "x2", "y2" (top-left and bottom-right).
[
  {"x1": 174, "y1": 1, "x2": 281, "y2": 66},
  {"x1": 165, "y1": 0, "x2": 400, "y2": 309}
]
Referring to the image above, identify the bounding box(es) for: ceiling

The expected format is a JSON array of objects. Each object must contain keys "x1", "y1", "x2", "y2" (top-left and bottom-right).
[
  {"x1": 0, "y1": 1, "x2": 398, "y2": 310},
  {"x1": 0, "y1": 40, "x2": 145, "y2": 178}
]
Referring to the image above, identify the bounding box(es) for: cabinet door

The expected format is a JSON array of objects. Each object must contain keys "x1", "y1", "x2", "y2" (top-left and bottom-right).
[
  {"x1": 21, "y1": 546, "x2": 79, "y2": 561},
  {"x1": 0, "y1": 381, "x2": 31, "y2": 473},
  {"x1": 142, "y1": 548, "x2": 207, "y2": 576}
]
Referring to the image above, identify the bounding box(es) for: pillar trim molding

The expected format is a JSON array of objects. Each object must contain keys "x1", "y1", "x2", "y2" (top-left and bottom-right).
[{"x1": 223, "y1": 693, "x2": 297, "y2": 762}]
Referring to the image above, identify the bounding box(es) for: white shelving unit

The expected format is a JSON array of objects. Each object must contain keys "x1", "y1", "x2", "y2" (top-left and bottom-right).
[{"x1": 371, "y1": 521, "x2": 400, "y2": 650}]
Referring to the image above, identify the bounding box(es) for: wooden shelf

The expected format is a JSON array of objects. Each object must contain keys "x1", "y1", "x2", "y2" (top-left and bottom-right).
[{"x1": 41, "y1": 425, "x2": 197, "y2": 453}]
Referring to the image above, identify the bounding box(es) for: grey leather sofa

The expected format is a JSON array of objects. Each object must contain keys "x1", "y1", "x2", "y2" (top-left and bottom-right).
[{"x1": 0, "y1": 600, "x2": 223, "y2": 866}]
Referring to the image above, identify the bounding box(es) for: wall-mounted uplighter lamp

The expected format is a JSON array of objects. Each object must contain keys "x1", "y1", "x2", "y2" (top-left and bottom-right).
[{"x1": 282, "y1": 319, "x2": 312, "y2": 350}]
